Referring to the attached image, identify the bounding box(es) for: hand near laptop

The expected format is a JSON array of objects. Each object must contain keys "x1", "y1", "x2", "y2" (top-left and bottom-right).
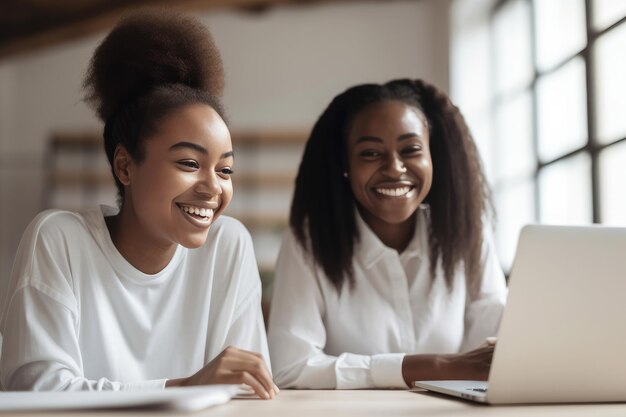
[
  {"x1": 165, "y1": 346, "x2": 279, "y2": 399},
  {"x1": 402, "y1": 337, "x2": 497, "y2": 386}
]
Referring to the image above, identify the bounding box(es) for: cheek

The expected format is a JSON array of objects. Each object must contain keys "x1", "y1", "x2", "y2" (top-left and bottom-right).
[
  {"x1": 349, "y1": 155, "x2": 368, "y2": 178},
  {"x1": 220, "y1": 181, "x2": 234, "y2": 207},
  {"x1": 422, "y1": 158, "x2": 433, "y2": 177},
  {"x1": 412, "y1": 156, "x2": 433, "y2": 177},
  {"x1": 131, "y1": 168, "x2": 160, "y2": 201},
  {"x1": 132, "y1": 165, "x2": 191, "y2": 205},
  {"x1": 347, "y1": 163, "x2": 361, "y2": 187},
  {"x1": 415, "y1": 158, "x2": 433, "y2": 194},
  {"x1": 348, "y1": 169, "x2": 372, "y2": 205}
]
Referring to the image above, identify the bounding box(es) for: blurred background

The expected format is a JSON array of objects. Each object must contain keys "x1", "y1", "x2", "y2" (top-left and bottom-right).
[{"x1": 0, "y1": 0, "x2": 624, "y2": 307}]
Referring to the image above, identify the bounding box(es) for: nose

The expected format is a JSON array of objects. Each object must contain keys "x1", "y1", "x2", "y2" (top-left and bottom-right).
[
  {"x1": 194, "y1": 170, "x2": 222, "y2": 197},
  {"x1": 382, "y1": 153, "x2": 407, "y2": 177}
]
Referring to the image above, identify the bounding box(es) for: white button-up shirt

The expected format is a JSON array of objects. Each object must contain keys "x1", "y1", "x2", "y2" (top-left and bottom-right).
[{"x1": 268, "y1": 207, "x2": 507, "y2": 389}]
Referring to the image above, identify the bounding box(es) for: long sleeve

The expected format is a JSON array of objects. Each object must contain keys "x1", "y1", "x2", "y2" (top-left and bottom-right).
[
  {"x1": 202, "y1": 218, "x2": 272, "y2": 371},
  {"x1": 460, "y1": 229, "x2": 508, "y2": 352},
  {"x1": 222, "y1": 288, "x2": 271, "y2": 369},
  {"x1": 0, "y1": 212, "x2": 166, "y2": 391},
  {"x1": 221, "y1": 233, "x2": 271, "y2": 370},
  {"x1": 1, "y1": 285, "x2": 165, "y2": 391},
  {"x1": 267, "y1": 231, "x2": 406, "y2": 389}
]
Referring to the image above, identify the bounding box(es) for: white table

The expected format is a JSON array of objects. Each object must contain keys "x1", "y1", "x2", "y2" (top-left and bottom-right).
[{"x1": 2, "y1": 390, "x2": 626, "y2": 416}]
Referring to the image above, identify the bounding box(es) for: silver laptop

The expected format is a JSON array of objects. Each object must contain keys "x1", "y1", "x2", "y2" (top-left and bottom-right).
[{"x1": 413, "y1": 224, "x2": 626, "y2": 404}]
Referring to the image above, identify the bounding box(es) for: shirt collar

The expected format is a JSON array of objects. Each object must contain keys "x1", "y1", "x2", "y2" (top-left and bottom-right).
[{"x1": 354, "y1": 205, "x2": 428, "y2": 269}]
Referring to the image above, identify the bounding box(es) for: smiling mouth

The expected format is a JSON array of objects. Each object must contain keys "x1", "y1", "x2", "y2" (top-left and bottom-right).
[
  {"x1": 374, "y1": 185, "x2": 415, "y2": 197},
  {"x1": 177, "y1": 203, "x2": 215, "y2": 223}
]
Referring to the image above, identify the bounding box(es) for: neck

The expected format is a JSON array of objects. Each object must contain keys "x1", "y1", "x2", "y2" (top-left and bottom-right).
[
  {"x1": 359, "y1": 209, "x2": 416, "y2": 253},
  {"x1": 105, "y1": 201, "x2": 177, "y2": 275}
]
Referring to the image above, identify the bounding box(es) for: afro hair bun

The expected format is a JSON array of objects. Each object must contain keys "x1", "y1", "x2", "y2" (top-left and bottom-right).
[{"x1": 83, "y1": 9, "x2": 224, "y2": 121}]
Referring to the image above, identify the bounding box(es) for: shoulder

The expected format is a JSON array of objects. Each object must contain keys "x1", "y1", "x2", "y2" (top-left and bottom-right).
[
  {"x1": 194, "y1": 216, "x2": 261, "y2": 300},
  {"x1": 281, "y1": 225, "x2": 299, "y2": 247},
  {"x1": 279, "y1": 226, "x2": 310, "y2": 259},
  {"x1": 203, "y1": 215, "x2": 253, "y2": 254},
  {"x1": 207, "y1": 215, "x2": 251, "y2": 241},
  {"x1": 16, "y1": 208, "x2": 103, "y2": 274},
  {"x1": 275, "y1": 226, "x2": 318, "y2": 276},
  {"x1": 10, "y1": 209, "x2": 90, "y2": 305},
  {"x1": 23, "y1": 209, "x2": 89, "y2": 247}
]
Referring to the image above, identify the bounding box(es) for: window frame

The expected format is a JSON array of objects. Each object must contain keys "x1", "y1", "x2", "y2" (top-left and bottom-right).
[{"x1": 488, "y1": 0, "x2": 626, "y2": 226}]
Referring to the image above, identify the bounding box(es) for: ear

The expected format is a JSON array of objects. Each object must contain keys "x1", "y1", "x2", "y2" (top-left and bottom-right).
[{"x1": 113, "y1": 145, "x2": 132, "y2": 186}]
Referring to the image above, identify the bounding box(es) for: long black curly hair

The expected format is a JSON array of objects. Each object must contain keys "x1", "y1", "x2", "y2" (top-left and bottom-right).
[
  {"x1": 290, "y1": 79, "x2": 493, "y2": 294},
  {"x1": 83, "y1": 9, "x2": 225, "y2": 202}
]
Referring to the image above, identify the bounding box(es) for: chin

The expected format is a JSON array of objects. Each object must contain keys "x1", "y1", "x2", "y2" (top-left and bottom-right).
[
  {"x1": 178, "y1": 232, "x2": 211, "y2": 249},
  {"x1": 378, "y1": 208, "x2": 419, "y2": 225}
]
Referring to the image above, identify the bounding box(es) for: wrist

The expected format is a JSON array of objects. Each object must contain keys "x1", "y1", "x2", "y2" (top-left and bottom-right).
[
  {"x1": 432, "y1": 354, "x2": 453, "y2": 379},
  {"x1": 402, "y1": 353, "x2": 458, "y2": 386},
  {"x1": 402, "y1": 354, "x2": 437, "y2": 386}
]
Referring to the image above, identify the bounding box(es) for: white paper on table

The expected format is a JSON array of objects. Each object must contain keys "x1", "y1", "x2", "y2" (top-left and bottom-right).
[{"x1": 0, "y1": 385, "x2": 240, "y2": 413}]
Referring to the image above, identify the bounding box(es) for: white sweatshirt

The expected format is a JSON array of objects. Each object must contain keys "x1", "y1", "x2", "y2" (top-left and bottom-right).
[
  {"x1": 0, "y1": 206, "x2": 269, "y2": 391},
  {"x1": 268, "y1": 207, "x2": 507, "y2": 389}
]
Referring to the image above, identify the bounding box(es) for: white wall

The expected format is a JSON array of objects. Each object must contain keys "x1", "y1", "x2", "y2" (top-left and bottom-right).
[
  {"x1": 0, "y1": 0, "x2": 450, "y2": 293},
  {"x1": 208, "y1": 0, "x2": 450, "y2": 129}
]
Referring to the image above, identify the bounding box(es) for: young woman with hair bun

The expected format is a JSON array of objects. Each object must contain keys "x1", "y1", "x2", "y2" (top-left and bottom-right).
[
  {"x1": 0, "y1": 10, "x2": 277, "y2": 399},
  {"x1": 268, "y1": 79, "x2": 507, "y2": 389}
]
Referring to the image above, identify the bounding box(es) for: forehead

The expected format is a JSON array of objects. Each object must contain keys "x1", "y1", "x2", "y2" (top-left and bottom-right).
[
  {"x1": 159, "y1": 104, "x2": 229, "y2": 140},
  {"x1": 348, "y1": 100, "x2": 426, "y2": 139},
  {"x1": 149, "y1": 104, "x2": 231, "y2": 152}
]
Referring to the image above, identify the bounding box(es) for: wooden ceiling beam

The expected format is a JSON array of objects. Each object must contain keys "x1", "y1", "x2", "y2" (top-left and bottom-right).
[{"x1": 0, "y1": 0, "x2": 358, "y2": 60}]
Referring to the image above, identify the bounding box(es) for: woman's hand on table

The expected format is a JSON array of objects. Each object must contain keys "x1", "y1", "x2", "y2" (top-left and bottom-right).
[
  {"x1": 402, "y1": 339, "x2": 497, "y2": 386},
  {"x1": 166, "y1": 346, "x2": 279, "y2": 399}
]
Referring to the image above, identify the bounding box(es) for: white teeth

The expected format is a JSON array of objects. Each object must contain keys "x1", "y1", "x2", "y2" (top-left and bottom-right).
[
  {"x1": 375, "y1": 186, "x2": 411, "y2": 197},
  {"x1": 179, "y1": 205, "x2": 214, "y2": 219}
]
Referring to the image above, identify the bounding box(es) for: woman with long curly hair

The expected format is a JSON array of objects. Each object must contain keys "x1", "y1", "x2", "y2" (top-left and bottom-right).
[
  {"x1": 268, "y1": 79, "x2": 507, "y2": 389},
  {"x1": 0, "y1": 10, "x2": 277, "y2": 399}
]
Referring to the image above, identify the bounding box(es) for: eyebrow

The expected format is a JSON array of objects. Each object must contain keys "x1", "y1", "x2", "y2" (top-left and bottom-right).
[
  {"x1": 169, "y1": 142, "x2": 234, "y2": 159},
  {"x1": 354, "y1": 133, "x2": 421, "y2": 145},
  {"x1": 169, "y1": 141, "x2": 207, "y2": 154},
  {"x1": 398, "y1": 133, "x2": 421, "y2": 142}
]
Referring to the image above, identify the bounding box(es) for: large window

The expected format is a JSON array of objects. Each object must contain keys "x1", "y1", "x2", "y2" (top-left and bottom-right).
[{"x1": 451, "y1": 0, "x2": 626, "y2": 271}]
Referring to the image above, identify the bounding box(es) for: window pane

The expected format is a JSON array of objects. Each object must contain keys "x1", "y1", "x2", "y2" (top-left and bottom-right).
[
  {"x1": 535, "y1": 0, "x2": 586, "y2": 71},
  {"x1": 493, "y1": 0, "x2": 533, "y2": 96},
  {"x1": 494, "y1": 92, "x2": 535, "y2": 183},
  {"x1": 537, "y1": 57, "x2": 588, "y2": 161},
  {"x1": 451, "y1": 23, "x2": 491, "y2": 112},
  {"x1": 539, "y1": 153, "x2": 592, "y2": 225},
  {"x1": 600, "y1": 141, "x2": 626, "y2": 225},
  {"x1": 495, "y1": 179, "x2": 535, "y2": 272},
  {"x1": 594, "y1": 23, "x2": 626, "y2": 144},
  {"x1": 593, "y1": 0, "x2": 626, "y2": 31}
]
